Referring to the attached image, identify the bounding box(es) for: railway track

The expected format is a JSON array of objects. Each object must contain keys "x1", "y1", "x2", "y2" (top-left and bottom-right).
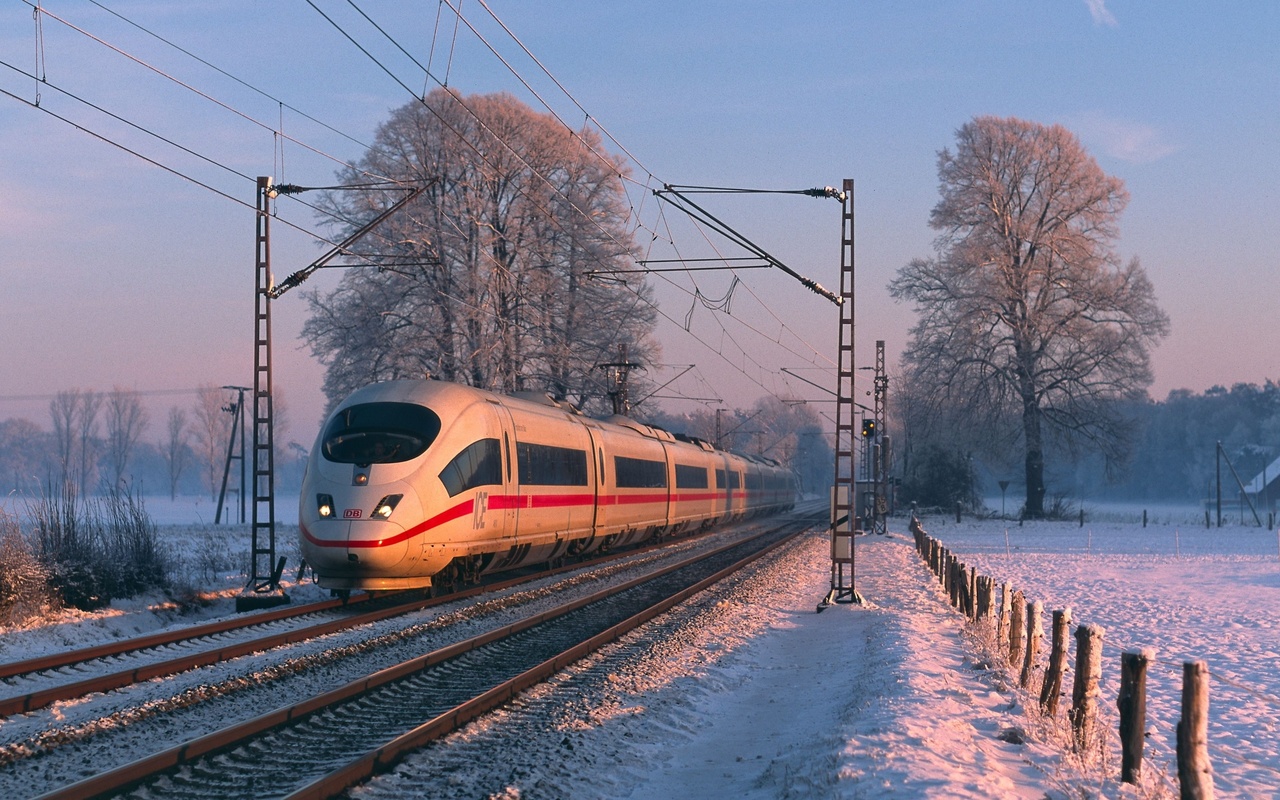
[
  {"x1": 0, "y1": 526, "x2": 736, "y2": 720},
  {"x1": 29, "y1": 511, "x2": 818, "y2": 799}
]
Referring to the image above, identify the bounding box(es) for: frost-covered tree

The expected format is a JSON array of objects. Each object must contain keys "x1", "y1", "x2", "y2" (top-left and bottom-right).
[
  {"x1": 304, "y1": 89, "x2": 658, "y2": 415},
  {"x1": 889, "y1": 116, "x2": 1169, "y2": 517}
]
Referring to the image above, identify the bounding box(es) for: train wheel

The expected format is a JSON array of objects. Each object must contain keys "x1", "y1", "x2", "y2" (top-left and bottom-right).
[{"x1": 431, "y1": 562, "x2": 461, "y2": 597}]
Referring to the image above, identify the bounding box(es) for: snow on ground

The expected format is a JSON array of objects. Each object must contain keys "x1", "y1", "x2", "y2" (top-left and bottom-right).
[
  {"x1": 2, "y1": 501, "x2": 1278, "y2": 798},
  {"x1": 354, "y1": 528, "x2": 1080, "y2": 799}
]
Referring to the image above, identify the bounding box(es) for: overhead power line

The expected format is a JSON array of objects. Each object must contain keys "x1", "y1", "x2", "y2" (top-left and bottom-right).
[{"x1": 654, "y1": 185, "x2": 843, "y2": 306}]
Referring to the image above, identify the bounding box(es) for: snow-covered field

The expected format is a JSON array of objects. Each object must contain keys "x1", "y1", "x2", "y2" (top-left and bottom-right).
[
  {"x1": 1, "y1": 506, "x2": 1277, "y2": 797},
  {"x1": 917, "y1": 513, "x2": 1280, "y2": 797}
]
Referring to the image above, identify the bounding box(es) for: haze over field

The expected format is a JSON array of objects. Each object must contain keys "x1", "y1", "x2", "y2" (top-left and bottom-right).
[{"x1": 1, "y1": 1, "x2": 1276, "y2": 433}]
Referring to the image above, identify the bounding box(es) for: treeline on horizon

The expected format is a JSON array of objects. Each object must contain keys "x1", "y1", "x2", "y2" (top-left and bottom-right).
[
  {"x1": 2, "y1": 380, "x2": 1276, "y2": 507},
  {"x1": 1038, "y1": 380, "x2": 1280, "y2": 505}
]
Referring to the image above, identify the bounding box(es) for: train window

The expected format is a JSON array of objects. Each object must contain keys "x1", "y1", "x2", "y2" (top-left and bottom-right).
[
  {"x1": 614, "y1": 456, "x2": 667, "y2": 489},
  {"x1": 727, "y1": 471, "x2": 740, "y2": 490},
  {"x1": 517, "y1": 442, "x2": 588, "y2": 486},
  {"x1": 715, "y1": 469, "x2": 726, "y2": 489},
  {"x1": 675, "y1": 464, "x2": 709, "y2": 489},
  {"x1": 746, "y1": 472, "x2": 762, "y2": 491},
  {"x1": 321, "y1": 402, "x2": 441, "y2": 464},
  {"x1": 439, "y1": 439, "x2": 502, "y2": 497}
]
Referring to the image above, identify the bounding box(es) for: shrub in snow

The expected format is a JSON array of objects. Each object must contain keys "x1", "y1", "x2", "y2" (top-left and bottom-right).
[
  {"x1": 27, "y1": 483, "x2": 170, "y2": 610},
  {"x1": 0, "y1": 510, "x2": 56, "y2": 626}
]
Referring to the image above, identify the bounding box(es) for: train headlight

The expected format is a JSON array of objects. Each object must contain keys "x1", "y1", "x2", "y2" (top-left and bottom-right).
[
  {"x1": 372, "y1": 494, "x2": 403, "y2": 519},
  {"x1": 317, "y1": 494, "x2": 335, "y2": 518}
]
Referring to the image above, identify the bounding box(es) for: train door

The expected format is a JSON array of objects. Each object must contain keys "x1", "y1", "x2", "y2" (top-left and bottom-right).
[
  {"x1": 585, "y1": 424, "x2": 604, "y2": 532},
  {"x1": 720, "y1": 455, "x2": 733, "y2": 518},
  {"x1": 488, "y1": 400, "x2": 519, "y2": 542}
]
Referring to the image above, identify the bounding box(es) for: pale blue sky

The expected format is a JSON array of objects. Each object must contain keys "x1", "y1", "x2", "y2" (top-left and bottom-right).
[{"x1": 1, "y1": 1, "x2": 1276, "y2": 441}]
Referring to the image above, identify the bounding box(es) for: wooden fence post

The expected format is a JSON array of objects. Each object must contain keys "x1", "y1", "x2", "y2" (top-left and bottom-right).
[
  {"x1": 1020, "y1": 599, "x2": 1043, "y2": 690},
  {"x1": 1008, "y1": 590, "x2": 1025, "y2": 669},
  {"x1": 1070, "y1": 624, "x2": 1105, "y2": 752},
  {"x1": 1177, "y1": 660, "x2": 1215, "y2": 799},
  {"x1": 1039, "y1": 608, "x2": 1071, "y2": 716},
  {"x1": 999, "y1": 582, "x2": 1012, "y2": 643},
  {"x1": 1118, "y1": 649, "x2": 1152, "y2": 784}
]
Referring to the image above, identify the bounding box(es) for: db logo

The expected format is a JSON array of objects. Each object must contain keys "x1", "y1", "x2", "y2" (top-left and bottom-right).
[{"x1": 343, "y1": 508, "x2": 362, "y2": 519}]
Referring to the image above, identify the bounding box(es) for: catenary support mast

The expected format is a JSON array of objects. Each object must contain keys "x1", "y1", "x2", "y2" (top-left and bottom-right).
[
  {"x1": 239, "y1": 177, "x2": 287, "y2": 610},
  {"x1": 821, "y1": 178, "x2": 863, "y2": 608}
]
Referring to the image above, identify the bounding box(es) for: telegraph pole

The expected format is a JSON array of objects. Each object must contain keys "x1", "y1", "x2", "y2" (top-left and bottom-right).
[
  {"x1": 598, "y1": 344, "x2": 641, "y2": 416},
  {"x1": 215, "y1": 385, "x2": 249, "y2": 525},
  {"x1": 235, "y1": 177, "x2": 425, "y2": 612}
]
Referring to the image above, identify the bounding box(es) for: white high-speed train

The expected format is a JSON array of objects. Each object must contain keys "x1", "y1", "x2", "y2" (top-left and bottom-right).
[{"x1": 299, "y1": 379, "x2": 796, "y2": 592}]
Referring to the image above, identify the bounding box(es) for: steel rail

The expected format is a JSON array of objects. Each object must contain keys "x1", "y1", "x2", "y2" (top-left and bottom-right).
[
  {"x1": 0, "y1": 593, "x2": 372, "y2": 681},
  {"x1": 34, "y1": 513, "x2": 817, "y2": 800}
]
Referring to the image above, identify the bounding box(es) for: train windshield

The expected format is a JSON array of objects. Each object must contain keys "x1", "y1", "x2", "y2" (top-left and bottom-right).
[{"x1": 321, "y1": 402, "x2": 442, "y2": 464}]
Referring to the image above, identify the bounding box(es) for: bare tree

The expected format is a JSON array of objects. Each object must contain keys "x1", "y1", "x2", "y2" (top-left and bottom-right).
[
  {"x1": 49, "y1": 390, "x2": 79, "y2": 490},
  {"x1": 76, "y1": 390, "x2": 102, "y2": 494},
  {"x1": 49, "y1": 389, "x2": 102, "y2": 494},
  {"x1": 304, "y1": 89, "x2": 658, "y2": 415},
  {"x1": 163, "y1": 406, "x2": 190, "y2": 500},
  {"x1": 193, "y1": 385, "x2": 232, "y2": 501},
  {"x1": 889, "y1": 116, "x2": 1169, "y2": 518},
  {"x1": 104, "y1": 387, "x2": 149, "y2": 490}
]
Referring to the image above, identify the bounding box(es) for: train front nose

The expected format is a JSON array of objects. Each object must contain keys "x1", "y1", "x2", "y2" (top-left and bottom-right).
[{"x1": 301, "y1": 510, "x2": 413, "y2": 590}]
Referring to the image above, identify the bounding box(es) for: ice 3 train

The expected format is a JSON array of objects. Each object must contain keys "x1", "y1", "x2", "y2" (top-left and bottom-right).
[{"x1": 299, "y1": 379, "x2": 796, "y2": 593}]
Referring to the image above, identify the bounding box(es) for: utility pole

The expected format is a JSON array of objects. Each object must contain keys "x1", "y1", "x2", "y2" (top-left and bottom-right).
[
  {"x1": 215, "y1": 385, "x2": 249, "y2": 525},
  {"x1": 598, "y1": 344, "x2": 641, "y2": 416}
]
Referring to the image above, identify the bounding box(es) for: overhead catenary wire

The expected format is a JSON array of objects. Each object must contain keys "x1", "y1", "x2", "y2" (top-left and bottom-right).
[
  {"x1": 15, "y1": 0, "x2": 406, "y2": 238},
  {"x1": 81, "y1": 0, "x2": 379, "y2": 158},
  {"x1": 24, "y1": 2, "x2": 382, "y2": 184},
  {"x1": 15, "y1": 1, "x2": 840, "y2": 410}
]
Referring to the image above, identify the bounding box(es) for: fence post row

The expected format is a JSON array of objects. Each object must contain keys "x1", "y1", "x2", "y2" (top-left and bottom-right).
[{"x1": 907, "y1": 517, "x2": 1215, "y2": 798}]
